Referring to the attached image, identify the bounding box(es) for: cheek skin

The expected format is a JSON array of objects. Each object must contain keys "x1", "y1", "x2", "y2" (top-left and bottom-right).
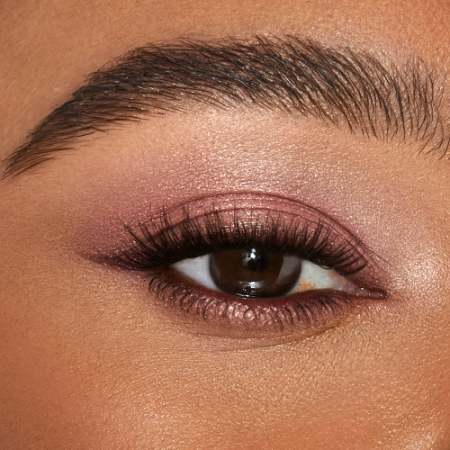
[{"x1": 1, "y1": 245, "x2": 450, "y2": 450}]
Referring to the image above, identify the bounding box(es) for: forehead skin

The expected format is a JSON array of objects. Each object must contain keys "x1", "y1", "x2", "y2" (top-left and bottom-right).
[{"x1": 2, "y1": 1, "x2": 450, "y2": 450}]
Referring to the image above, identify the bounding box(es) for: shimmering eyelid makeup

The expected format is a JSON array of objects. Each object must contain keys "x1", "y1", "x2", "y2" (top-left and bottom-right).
[{"x1": 89, "y1": 193, "x2": 387, "y2": 332}]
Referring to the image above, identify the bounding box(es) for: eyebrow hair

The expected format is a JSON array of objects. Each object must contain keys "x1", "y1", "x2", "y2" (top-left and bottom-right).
[{"x1": 2, "y1": 36, "x2": 449, "y2": 179}]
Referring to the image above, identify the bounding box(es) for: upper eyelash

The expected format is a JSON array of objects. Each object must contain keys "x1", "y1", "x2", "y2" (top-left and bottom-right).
[{"x1": 114, "y1": 208, "x2": 367, "y2": 275}]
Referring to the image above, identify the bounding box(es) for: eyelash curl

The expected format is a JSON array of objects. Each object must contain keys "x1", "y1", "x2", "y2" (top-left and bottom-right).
[{"x1": 111, "y1": 207, "x2": 385, "y2": 332}]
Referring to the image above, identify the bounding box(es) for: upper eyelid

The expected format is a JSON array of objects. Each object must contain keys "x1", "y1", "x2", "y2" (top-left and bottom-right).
[{"x1": 81, "y1": 193, "x2": 384, "y2": 276}]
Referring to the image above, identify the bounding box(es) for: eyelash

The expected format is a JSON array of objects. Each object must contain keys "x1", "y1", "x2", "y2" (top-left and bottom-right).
[
  {"x1": 117, "y1": 210, "x2": 365, "y2": 272},
  {"x1": 111, "y1": 207, "x2": 385, "y2": 332}
]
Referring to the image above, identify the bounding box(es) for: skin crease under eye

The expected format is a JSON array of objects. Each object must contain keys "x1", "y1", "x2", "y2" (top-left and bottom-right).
[{"x1": 2, "y1": 1, "x2": 450, "y2": 450}]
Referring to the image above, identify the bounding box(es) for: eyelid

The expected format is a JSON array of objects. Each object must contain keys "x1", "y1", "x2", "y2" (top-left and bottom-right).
[
  {"x1": 146, "y1": 271, "x2": 386, "y2": 338},
  {"x1": 101, "y1": 192, "x2": 388, "y2": 292}
]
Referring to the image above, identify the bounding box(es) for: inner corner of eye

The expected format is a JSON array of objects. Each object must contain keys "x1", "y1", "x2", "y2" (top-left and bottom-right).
[{"x1": 170, "y1": 250, "x2": 357, "y2": 298}]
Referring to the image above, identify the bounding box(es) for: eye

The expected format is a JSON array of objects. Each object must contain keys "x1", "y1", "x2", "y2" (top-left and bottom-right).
[
  {"x1": 172, "y1": 247, "x2": 357, "y2": 298},
  {"x1": 107, "y1": 196, "x2": 387, "y2": 332}
]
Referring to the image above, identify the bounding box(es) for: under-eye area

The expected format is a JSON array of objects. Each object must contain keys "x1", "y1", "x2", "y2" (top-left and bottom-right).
[{"x1": 97, "y1": 194, "x2": 388, "y2": 333}]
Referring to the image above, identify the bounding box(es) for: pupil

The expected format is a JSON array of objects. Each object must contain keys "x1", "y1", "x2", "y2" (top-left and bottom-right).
[
  {"x1": 209, "y1": 247, "x2": 302, "y2": 298},
  {"x1": 242, "y1": 248, "x2": 268, "y2": 272}
]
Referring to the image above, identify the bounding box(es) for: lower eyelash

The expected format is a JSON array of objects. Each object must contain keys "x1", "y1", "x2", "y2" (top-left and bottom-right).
[{"x1": 148, "y1": 274, "x2": 356, "y2": 331}]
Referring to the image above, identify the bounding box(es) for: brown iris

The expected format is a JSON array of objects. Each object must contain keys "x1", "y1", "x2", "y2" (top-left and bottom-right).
[{"x1": 209, "y1": 247, "x2": 302, "y2": 298}]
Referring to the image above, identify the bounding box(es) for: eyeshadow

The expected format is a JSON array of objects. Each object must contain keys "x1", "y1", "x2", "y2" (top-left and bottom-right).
[{"x1": 63, "y1": 110, "x2": 442, "y2": 302}]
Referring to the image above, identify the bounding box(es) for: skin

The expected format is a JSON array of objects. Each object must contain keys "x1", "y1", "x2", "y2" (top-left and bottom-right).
[{"x1": 1, "y1": 1, "x2": 450, "y2": 449}]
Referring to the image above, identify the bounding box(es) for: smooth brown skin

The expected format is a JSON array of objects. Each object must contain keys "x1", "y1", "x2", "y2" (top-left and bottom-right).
[{"x1": 2, "y1": 1, "x2": 450, "y2": 449}]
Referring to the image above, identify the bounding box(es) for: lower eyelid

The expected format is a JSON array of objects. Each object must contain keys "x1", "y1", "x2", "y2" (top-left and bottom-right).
[{"x1": 145, "y1": 271, "x2": 386, "y2": 338}]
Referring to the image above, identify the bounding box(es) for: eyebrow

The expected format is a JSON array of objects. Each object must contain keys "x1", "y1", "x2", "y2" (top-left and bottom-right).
[{"x1": 2, "y1": 36, "x2": 449, "y2": 179}]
